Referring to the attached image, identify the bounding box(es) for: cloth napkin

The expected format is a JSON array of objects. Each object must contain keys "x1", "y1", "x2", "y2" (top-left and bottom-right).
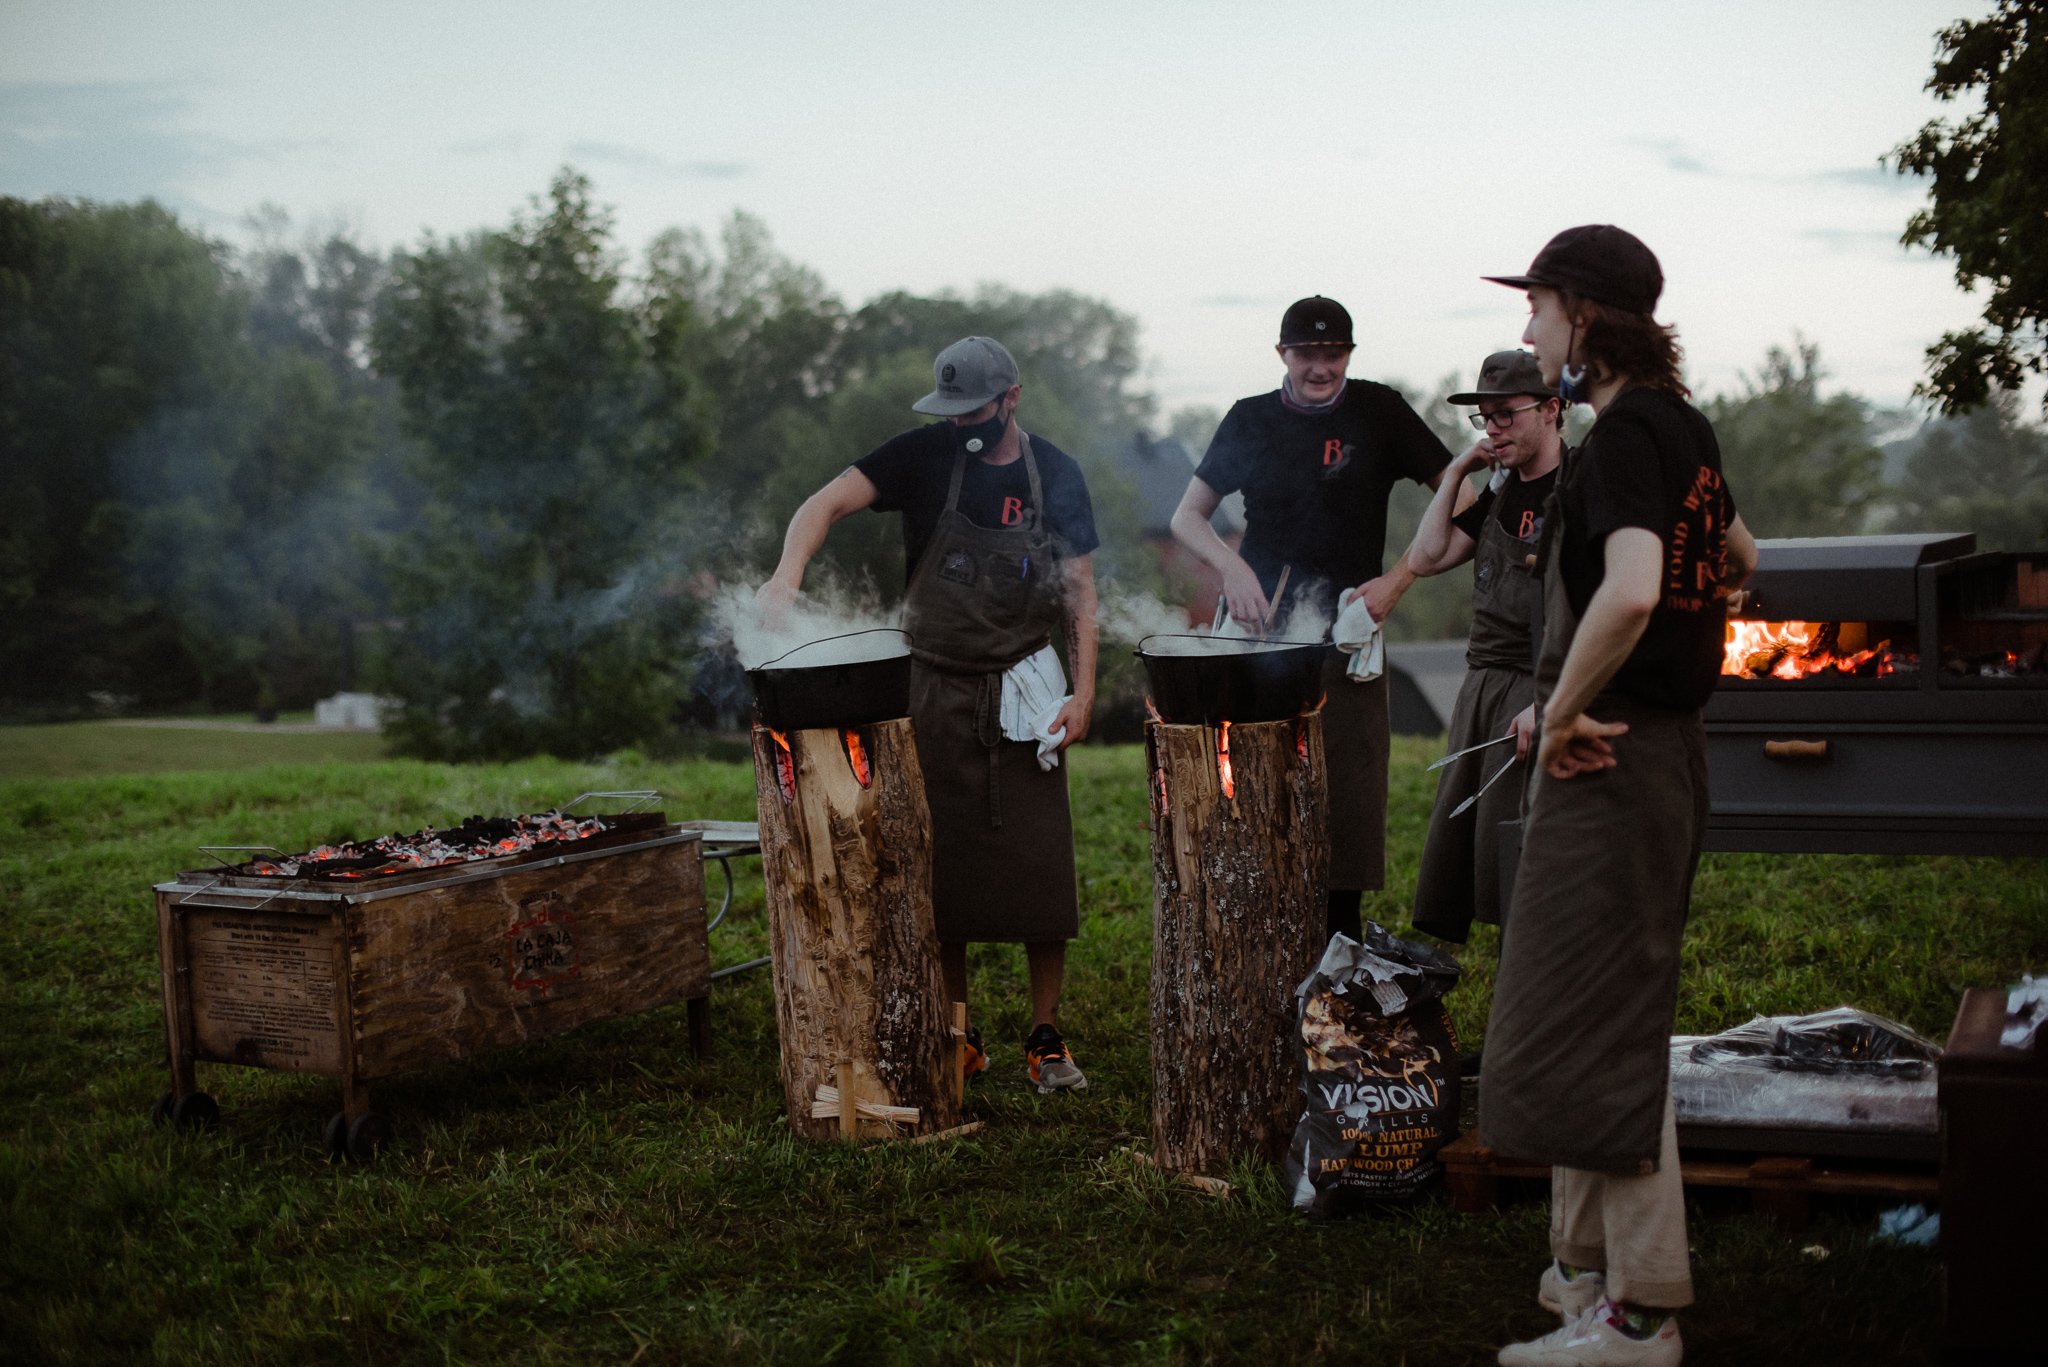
[
  {"x1": 1000, "y1": 644, "x2": 1071, "y2": 771},
  {"x1": 1333, "y1": 589, "x2": 1385, "y2": 682}
]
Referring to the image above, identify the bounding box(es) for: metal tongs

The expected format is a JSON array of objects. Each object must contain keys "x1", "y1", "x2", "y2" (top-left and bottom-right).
[
  {"x1": 1426, "y1": 731, "x2": 1518, "y2": 772},
  {"x1": 1450, "y1": 753, "x2": 1519, "y2": 818}
]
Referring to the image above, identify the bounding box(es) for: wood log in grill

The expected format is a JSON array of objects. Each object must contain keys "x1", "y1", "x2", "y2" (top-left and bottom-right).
[
  {"x1": 752, "y1": 719, "x2": 960, "y2": 1140},
  {"x1": 1147, "y1": 712, "x2": 1328, "y2": 1173}
]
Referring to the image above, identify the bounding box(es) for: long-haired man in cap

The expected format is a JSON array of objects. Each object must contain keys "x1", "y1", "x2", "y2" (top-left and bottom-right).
[
  {"x1": 758, "y1": 335, "x2": 1099, "y2": 1094},
  {"x1": 1478, "y1": 228, "x2": 1756, "y2": 1366},
  {"x1": 1407, "y1": 350, "x2": 1564, "y2": 945},
  {"x1": 1169, "y1": 296, "x2": 1454, "y2": 943}
]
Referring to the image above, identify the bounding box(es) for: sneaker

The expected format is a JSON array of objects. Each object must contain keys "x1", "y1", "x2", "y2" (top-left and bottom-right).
[
  {"x1": 1538, "y1": 1261, "x2": 1607, "y2": 1320},
  {"x1": 1498, "y1": 1300, "x2": 1682, "y2": 1366},
  {"x1": 1025, "y1": 1023, "x2": 1087, "y2": 1093},
  {"x1": 961, "y1": 1025, "x2": 987, "y2": 1083}
]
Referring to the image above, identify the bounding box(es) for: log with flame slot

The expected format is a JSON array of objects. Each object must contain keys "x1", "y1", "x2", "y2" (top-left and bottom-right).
[
  {"x1": 1146, "y1": 709, "x2": 1329, "y2": 1173},
  {"x1": 751, "y1": 719, "x2": 961, "y2": 1141}
]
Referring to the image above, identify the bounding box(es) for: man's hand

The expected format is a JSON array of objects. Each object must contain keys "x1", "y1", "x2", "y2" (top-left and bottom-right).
[
  {"x1": 1455, "y1": 438, "x2": 1499, "y2": 476},
  {"x1": 754, "y1": 579, "x2": 797, "y2": 628},
  {"x1": 1355, "y1": 572, "x2": 1406, "y2": 623},
  {"x1": 1537, "y1": 710, "x2": 1628, "y2": 778},
  {"x1": 1220, "y1": 560, "x2": 1269, "y2": 629},
  {"x1": 1048, "y1": 695, "x2": 1091, "y2": 751},
  {"x1": 1508, "y1": 703, "x2": 1538, "y2": 761}
]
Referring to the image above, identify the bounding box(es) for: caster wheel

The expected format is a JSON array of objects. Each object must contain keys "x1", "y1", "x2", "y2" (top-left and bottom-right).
[
  {"x1": 323, "y1": 1112, "x2": 349, "y2": 1163},
  {"x1": 151, "y1": 1092, "x2": 175, "y2": 1127},
  {"x1": 346, "y1": 1113, "x2": 391, "y2": 1163},
  {"x1": 168, "y1": 1092, "x2": 220, "y2": 1131}
]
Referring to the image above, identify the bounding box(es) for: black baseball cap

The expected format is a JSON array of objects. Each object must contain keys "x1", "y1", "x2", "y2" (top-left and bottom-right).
[
  {"x1": 1446, "y1": 350, "x2": 1555, "y2": 405},
  {"x1": 1483, "y1": 225, "x2": 1663, "y2": 315},
  {"x1": 1278, "y1": 296, "x2": 1353, "y2": 347}
]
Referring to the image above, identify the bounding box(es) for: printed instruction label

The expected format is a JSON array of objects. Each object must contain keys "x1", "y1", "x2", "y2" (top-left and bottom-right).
[{"x1": 187, "y1": 910, "x2": 340, "y2": 1068}]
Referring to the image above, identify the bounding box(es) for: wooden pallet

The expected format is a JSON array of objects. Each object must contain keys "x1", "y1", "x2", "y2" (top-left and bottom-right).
[{"x1": 1439, "y1": 1131, "x2": 1938, "y2": 1231}]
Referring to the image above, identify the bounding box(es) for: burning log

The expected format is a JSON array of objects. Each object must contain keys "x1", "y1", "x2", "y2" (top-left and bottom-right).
[
  {"x1": 1146, "y1": 710, "x2": 1329, "y2": 1172},
  {"x1": 750, "y1": 719, "x2": 961, "y2": 1141}
]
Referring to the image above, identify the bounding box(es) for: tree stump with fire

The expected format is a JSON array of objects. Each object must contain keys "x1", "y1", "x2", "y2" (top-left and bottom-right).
[
  {"x1": 1147, "y1": 711, "x2": 1329, "y2": 1172},
  {"x1": 752, "y1": 719, "x2": 961, "y2": 1141}
]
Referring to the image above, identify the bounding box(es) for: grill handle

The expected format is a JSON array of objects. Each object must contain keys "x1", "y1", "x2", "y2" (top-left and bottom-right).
[{"x1": 1762, "y1": 739, "x2": 1831, "y2": 761}]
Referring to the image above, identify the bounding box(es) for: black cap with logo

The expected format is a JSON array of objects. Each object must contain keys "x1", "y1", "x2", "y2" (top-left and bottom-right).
[
  {"x1": 1483, "y1": 225, "x2": 1663, "y2": 315},
  {"x1": 1278, "y1": 295, "x2": 1354, "y2": 348}
]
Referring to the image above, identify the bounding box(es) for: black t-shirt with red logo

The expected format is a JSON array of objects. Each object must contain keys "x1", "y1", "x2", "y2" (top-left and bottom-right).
[
  {"x1": 1196, "y1": 381, "x2": 1451, "y2": 615},
  {"x1": 1559, "y1": 386, "x2": 1738, "y2": 711},
  {"x1": 1452, "y1": 465, "x2": 1558, "y2": 546},
  {"x1": 855, "y1": 423, "x2": 1100, "y2": 587}
]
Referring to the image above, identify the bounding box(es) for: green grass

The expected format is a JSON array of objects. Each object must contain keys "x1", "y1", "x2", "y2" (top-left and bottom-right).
[
  {"x1": 2, "y1": 740, "x2": 2042, "y2": 1364},
  {"x1": 0, "y1": 720, "x2": 388, "y2": 779}
]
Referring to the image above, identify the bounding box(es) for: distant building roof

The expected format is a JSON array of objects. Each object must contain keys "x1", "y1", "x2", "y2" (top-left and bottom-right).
[{"x1": 1117, "y1": 434, "x2": 1244, "y2": 539}]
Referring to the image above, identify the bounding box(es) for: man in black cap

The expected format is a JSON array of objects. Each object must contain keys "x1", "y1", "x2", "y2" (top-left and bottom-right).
[
  {"x1": 1407, "y1": 350, "x2": 1564, "y2": 945},
  {"x1": 1475, "y1": 228, "x2": 1757, "y2": 1367},
  {"x1": 1169, "y1": 296, "x2": 1454, "y2": 942},
  {"x1": 757, "y1": 335, "x2": 1099, "y2": 1094}
]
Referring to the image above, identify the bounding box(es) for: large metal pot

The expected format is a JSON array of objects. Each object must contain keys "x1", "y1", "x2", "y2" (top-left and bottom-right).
[
  {"x1": 1137, "y1": 635, "x2": 1326, "y2": 725},
  {"x1": 747, "y1": 629, "x2": 913, "y2": 731}
]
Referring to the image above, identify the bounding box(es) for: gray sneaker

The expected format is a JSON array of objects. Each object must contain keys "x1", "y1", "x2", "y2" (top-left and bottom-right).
[
  {"x1": 1025, "y1": 1024, "x2": 1087, "y2": 1093},
  {"x1": 1539, "y1": 1261, "x2": 1606, "y2": 1320}
]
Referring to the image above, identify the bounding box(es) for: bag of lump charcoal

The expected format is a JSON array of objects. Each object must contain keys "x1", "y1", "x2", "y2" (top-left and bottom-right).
[{"x1": 1283, "y1": 923, "x2": 1462, "y2": 1215}]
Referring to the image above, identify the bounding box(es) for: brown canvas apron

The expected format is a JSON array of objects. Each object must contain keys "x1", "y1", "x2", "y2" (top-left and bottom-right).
[
  {"x1": 1411, "y1": 509, "x2": 1544, "y2": 942},
  {"x1": 1477, "y1": 450, "x2": 1710, "y2": 1174},
  {"x1": 903, "y1": 436, "x2": 1080, "y2": 944},
  {"x1": 1321, "y1": 652, "x2": 1389, "y2": 892}
]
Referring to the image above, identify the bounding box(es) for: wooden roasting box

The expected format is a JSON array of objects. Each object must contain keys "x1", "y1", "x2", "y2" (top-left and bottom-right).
[{"x1": 153, "y1": 821, "x2": 710, "y2": 1158}]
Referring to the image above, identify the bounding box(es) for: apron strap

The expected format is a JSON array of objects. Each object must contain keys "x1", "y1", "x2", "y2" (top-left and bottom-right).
[{"x1": 943, "y1": 447, "x2": 968, "y2": 511}]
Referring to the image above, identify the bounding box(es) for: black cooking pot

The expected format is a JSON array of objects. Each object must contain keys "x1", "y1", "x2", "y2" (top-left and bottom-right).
[
  {"x1": 1138, "y1": 635, "x2": 1327, "y2": 725},
  {"x1": 748, "y1": 629, "x2": 913, "y2": 731}
]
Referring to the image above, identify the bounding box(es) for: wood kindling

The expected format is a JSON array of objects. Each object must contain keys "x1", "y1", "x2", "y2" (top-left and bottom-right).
[{"x1": 812, "y1": 1083, "x2": 921, "y2": 1128}]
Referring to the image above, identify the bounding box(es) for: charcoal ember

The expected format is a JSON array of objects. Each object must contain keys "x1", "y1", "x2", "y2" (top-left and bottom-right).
[{"x1": 239, "y1": 809, "x2": 615, "y2": 878}]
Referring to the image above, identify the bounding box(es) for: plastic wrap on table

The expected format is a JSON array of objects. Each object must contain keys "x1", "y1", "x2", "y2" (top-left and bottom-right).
[
  {"x1": 1283, "y1": 924, "x2": 1462, "y2": 1215},
  {"x1": 1670, "y1": 1006, "x2": 1940, "y2": 1136},
  {"x1": 2002, "y1": 975, "x2": 2045, "y2": 1053}
]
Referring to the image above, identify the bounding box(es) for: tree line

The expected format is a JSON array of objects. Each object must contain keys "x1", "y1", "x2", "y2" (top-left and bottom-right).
[{"x1": 4, "y1": 169, "x2": 2044, "y2": 754}]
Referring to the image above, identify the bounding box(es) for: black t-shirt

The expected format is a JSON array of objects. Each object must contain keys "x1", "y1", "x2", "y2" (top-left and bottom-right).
[
  {"x1": 1452, "y1": 465, "x2": 1558, "y2": 546},
  {"x1": 855, "y1": 423, "x2": 1100, "y2": 587},
  {"x1": 1559, "y1": 387, "x2": 1738, "y2": 711},
  {"x1": 1195, "y1": 381, "x2": 1451, "y2": 613}
]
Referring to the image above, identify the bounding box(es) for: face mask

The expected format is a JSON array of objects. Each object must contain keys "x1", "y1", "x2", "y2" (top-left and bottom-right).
[
  {"x1": 955, "y1": 402, "x2": 1009, "y2": 455},
  {"x1": 1558, "y1": 363, "x2": 1590, "y2": 405}
]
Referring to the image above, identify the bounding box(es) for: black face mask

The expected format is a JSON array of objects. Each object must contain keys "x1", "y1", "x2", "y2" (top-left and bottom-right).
[{"x1": 954, "y1": 401, "x2": 1009, "y2": 455}]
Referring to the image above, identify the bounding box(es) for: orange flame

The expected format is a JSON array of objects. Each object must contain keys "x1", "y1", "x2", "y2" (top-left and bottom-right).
[
  {"x1": 766, "y1": 727, "x2": 796, "y2": 803},
  {"x1": 1143, "y1": 696, "x2": 1163, "y2": 724},
  {"x1": 1217, "y1": 720, "x2": 1235, "y2": 800},
  {"x1": 1723, "y1": 620, "x2": 1894, "y2": 680},
  {"x1": 843, "y1": 728, "x2": 873, "y2": 788}
]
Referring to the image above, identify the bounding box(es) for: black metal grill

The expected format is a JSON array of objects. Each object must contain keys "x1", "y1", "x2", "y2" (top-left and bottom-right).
[{"x1": 1704, "y1": 532, "x2": 2048, "y2": 856}]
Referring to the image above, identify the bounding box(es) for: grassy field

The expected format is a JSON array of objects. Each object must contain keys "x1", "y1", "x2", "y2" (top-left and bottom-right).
[
  {"x1": 0, "y1": 720, "x2": 388, "y2": 779},
  {"x1": 1, "y1": 733, "x2": 2042, "y2": 1364}
]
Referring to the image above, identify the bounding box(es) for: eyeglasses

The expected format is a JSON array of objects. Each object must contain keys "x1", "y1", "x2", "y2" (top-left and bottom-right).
[{"x1": 1467, "y1": 402, "x2": 1542, "y2": 431}]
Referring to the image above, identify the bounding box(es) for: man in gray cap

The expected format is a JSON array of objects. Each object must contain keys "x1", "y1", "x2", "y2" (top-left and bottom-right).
[
  {"x1": 757, "y1": 336, "x2": 1099, "y2": 1093},
  {"x1": 1407, "y1": 350, "x2": 1564, "y2": 944}
]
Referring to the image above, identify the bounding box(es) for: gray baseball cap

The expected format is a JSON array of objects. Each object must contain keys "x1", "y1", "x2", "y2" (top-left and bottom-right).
[
  {"x1": 1446, "y1": 349, "x2": 1556, "y2": 405},
  {"x1": 911, "y1": 336, "x2": 1021, "y2": 415}
]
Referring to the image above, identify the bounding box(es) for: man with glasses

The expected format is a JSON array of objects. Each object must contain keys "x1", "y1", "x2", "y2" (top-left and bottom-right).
[
  {"x1": 1170, "y1": 296, "x2": 1453, "y2": 944},
  {"x1": 1406, "y1": 350, "x2": 1564, "y2": 943}
]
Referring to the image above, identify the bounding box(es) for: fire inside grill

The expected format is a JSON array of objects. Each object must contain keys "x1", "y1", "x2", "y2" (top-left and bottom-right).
[
  {"x1": 1721, "y1": 619, "x2": 2045, "y2": 682},
  {"x1": 241, "y1": 811, "x2": 624, "y2": 880}
]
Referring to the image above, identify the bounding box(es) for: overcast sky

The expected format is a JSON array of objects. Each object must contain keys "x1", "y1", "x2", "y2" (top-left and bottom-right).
[{"x1": 1, "y1": 0, "x2": 1986, "y2": 423}]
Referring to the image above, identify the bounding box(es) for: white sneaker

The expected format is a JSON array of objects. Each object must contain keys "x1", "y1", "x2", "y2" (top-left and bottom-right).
[
  {"x1": 1538, "y1": 1261, "x2": 1606, "y2": 1320},
  {"x1": 1497, "y1": 1300, "x2": 1682, "y2": 1366}
]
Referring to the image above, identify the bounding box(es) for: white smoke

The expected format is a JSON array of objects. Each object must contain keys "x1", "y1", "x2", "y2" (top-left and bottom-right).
[
  {"x1": 1097, "y1": 588, "x2": 1333, "y2": 657},
  {"x1": 711, "y1": 581, "x2": 906, "y2": 670}
]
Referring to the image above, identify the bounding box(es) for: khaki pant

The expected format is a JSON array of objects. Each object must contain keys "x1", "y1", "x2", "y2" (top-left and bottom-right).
[{"x1": 1548, "y1": 1095, "x2": 1693, "y2": 1310}]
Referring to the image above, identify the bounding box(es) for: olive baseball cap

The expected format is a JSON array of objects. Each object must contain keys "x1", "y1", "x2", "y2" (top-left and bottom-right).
[
  {"x1": 1278, "y1": 295, "x2": 1354, "y2": 347},
  {"x1": 1483, "y1": 224, "x2": 1664, "y2": 315},
  {"x1": 1446, "y1": 350, "x2": 1555, "y2": 405},
  {"x1": 911, "y1": 336, "x2": 1020, "y2": 416}
]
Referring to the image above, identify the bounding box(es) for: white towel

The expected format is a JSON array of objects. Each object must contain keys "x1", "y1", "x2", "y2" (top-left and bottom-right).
[
  {"x1": 1000, "y1": 644, "x2": 1070, "y2": 770},
  {"x1": 1333, "y1": 590, "x2": 1385, "y2": 682}
]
